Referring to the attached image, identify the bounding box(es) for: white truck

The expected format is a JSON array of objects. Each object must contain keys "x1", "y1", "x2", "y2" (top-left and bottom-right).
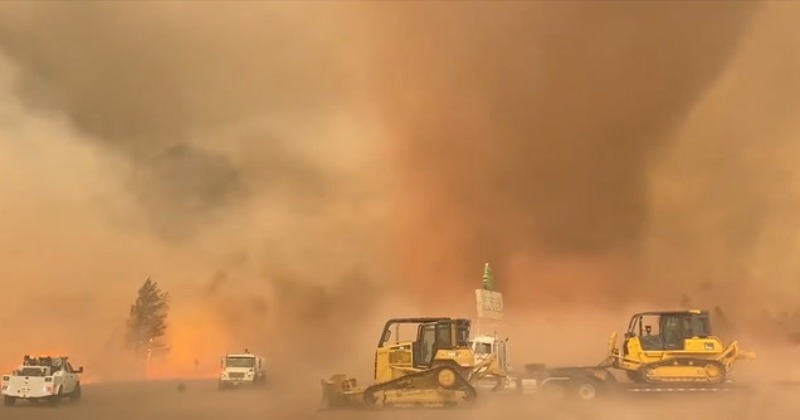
[
  {"x1": 1, "y1": 355, "x2": 84, "y2": 406},
  {"x1": 218, "y1": 349, "x2": 267, "y2": 390},
  {"x1": 471, "y1": 333, "x2": 520, "y2": 391}
]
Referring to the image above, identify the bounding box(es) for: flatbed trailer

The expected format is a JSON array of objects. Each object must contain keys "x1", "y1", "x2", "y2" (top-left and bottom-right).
[{"x1": 508, "y1": 364, "x2": 751, "y2": 401}]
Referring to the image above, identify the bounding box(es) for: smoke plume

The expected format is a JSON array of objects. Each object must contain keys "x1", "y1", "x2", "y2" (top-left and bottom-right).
[
  {"x1": 0, "y1": 1, "x2": 392, "y2": 378},
  {"x1": 358, "y1": 2, "x2": 765, "y2": 312},
  {"x1": 1, "y1": 0, "x2": 800, "y2": 383}
]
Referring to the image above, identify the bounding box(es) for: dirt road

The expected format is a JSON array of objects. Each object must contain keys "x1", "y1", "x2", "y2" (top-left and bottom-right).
[{"x1": 1, "y1": 379, "x2": 799, "y2": 420}]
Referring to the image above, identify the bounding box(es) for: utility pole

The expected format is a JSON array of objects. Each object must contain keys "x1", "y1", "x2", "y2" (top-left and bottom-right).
[{"x1": 146, "y1": 338, "x2": 153, "y2": 379}]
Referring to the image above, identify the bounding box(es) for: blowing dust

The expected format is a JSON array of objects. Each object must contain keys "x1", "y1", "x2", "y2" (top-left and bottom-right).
[
  {"x1": 0, "y1": 1, "x2": 396, "y2": 381},
  {"x1": 0, "y1": 1, "x2": 799, "y2": 407},
  {"x1": 358, "y1": 0, "x2": 800, "y2": 368}
]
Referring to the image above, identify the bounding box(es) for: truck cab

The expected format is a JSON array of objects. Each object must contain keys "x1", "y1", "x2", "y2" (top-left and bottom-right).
[
  {"x1": 470, "y1": 334, "x2": 511, "y2": 390},
  {"x1": 218, "y1": 349, "x2": 266, "y2": 390}
]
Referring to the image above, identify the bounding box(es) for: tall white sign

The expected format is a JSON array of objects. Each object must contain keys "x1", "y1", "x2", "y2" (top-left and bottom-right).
[{"x1": 475, "y1": 289, "x2": 504, "y2": 320}]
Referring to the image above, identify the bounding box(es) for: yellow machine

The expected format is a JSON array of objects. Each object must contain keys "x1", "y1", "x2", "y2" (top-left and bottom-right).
[
  {"x1": 320, "y1": 317, "x2": 502, "y2": 409},
  {"x1": 606, "y1": 309, "x2": 756, "y2": 384}
]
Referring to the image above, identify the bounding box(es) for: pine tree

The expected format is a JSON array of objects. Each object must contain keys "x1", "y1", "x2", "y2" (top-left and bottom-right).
[{"x1": 126, "y1": 277, "x2": 170, "y2": 354}]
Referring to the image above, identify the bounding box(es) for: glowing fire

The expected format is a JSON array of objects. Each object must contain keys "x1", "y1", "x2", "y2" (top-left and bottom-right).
[
  {"x1": 0, "y1": 305, "x2": 239, "y2": 383},
  {"x1": 143, "y1": 305, "x2": 231, "y2": 380}
]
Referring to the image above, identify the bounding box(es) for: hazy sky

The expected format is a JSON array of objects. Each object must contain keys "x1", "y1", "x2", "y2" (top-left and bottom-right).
[{"x1": 1, "y1": 1, "x2": 799, "y2": 379}]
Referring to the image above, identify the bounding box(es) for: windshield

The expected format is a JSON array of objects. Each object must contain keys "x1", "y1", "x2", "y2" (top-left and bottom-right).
[
  {"x1": 225, "y1": 357, "x2": 255, "y2": 368},
  {"x1": 456, "y1": 322, "x2": 470, "y2": 346},
  {"x1": 473, "y1": 342, "x2": 492, "y2": 355},
  {"x1": 687, "y1": 315, "x2": 711, "y2": 337}
]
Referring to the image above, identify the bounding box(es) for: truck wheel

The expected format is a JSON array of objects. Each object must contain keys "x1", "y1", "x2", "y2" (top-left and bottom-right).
[
  {"x1": 3, "y1": 395, "x2": 16, "y2": 406},
  {"x1": 47, "y1": 388, "x2": 62, "y2": 406},
  {"x1": 575, "y1": 381, "x2": 598, "y2": 401},
  {"x1": 69, "y1": 384, "x2": 82, "y2": 403},
  {"x1": 490, "y1": 376, "x2": 506, "y2": 392}
]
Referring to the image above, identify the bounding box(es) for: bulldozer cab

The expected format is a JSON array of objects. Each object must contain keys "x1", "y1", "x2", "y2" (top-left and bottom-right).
[
  {"x1": 374, "y1": 317, "x2": 472, "y2": 382},
  {"x1": 623, "y1": 310, "x2": 712, "y2": 353}
]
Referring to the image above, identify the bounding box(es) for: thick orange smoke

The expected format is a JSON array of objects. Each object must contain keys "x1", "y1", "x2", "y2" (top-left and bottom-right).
[
  {"x1": 357, "y1": 2, "x2": 759, "y2": 312},
  {"x1": 1, "y1": 1, "x2": 800, "y2": 384},
  {"x1": 0, "y1": 2, "x2": 393, "y2": 380}
]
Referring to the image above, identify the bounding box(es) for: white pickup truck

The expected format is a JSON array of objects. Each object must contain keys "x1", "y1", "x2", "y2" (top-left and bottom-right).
[
  {"x1": 218, "y1": 349, "x2": 267, "y2": 390},
  {"x1": 1, "y1": 355, "x2": 84, "y2": 406}
]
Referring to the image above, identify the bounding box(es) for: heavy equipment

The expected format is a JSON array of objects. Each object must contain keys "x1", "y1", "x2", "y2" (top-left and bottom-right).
[
  {"x1": 606, "y1": 309, "x2": 756, "y2": 384},
  {"x1": 320, "y1": 317, "x2": 502, "y2": 409},
  {"x1": 498, "y1": 308, "x2": 757, "y2": 401}
]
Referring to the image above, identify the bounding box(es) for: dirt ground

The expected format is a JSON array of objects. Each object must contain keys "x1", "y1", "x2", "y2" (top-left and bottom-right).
[{"x1": 2, "y1": 379, "x2": 800, "y2": 420}]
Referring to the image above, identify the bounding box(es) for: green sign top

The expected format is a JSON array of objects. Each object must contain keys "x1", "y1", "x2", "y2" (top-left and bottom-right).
[{"x1": 482, "y1": 262, "x2": 495, "y2": 291}]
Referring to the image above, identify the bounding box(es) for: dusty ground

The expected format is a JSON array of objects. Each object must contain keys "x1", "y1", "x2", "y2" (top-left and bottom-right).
[{"x1": 2, "y1": 379, "x2": 800, "y2": 420}]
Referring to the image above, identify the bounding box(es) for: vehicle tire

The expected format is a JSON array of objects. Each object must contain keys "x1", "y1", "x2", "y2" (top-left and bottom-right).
[
  {"x1": 490, "y1": 376, "x2": 506, "y2": 392},
  {"x1": 459, "y1": 385, "x2": 477, "y2": 403},
  {"x1": 3, "y1": 395, "x2": 16, "y2": 407},
  {"x1": 69, "y1": 383, "x2": 82, "y2": 403},
  {"x1": 574, "y1": 380, "x2": 599, "y2": 401},
  {"x1": 363, "y1": 387, "x2": 378, "y2": 405},
  {"x1": 47, "y1": 388, "x2": 61, "y2": 407}
]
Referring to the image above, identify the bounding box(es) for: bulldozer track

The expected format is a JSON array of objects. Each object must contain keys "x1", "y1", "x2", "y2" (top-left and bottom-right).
[
  {"x1": 627, "y1": 387, "x2": 737, "y2": 393},
  {"x1": 363, "y1": 365, "x2": 477, "y2": 408},
  {"x1": 637, "y1": 358, "x2": 728, "y2": 384}
]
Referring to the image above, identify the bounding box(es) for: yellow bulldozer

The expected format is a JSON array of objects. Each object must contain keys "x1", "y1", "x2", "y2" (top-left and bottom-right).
[
  {"x1": 606, "y1": 309, "x2": 756, "y2": 384},
  {"x1": 320, "y1": 317, "x2": 504, "y2": 409}
]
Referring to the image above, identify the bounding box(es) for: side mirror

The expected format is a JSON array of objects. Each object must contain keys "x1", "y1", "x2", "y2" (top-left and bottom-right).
[
  {"x1": 220, "y1": 358, "x2": 224, "y2": 368},
  {"x1": 382, "y1": 330, "x2": 392, "y2": 343},
  {"x1": 76, "y1": 367, "x2": 84, "y2": 374}
]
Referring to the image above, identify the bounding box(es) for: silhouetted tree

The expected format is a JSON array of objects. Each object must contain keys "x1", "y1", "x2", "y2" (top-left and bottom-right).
[{"x1": 126, "y1": 277, "x2": 170, "y2": 354}]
